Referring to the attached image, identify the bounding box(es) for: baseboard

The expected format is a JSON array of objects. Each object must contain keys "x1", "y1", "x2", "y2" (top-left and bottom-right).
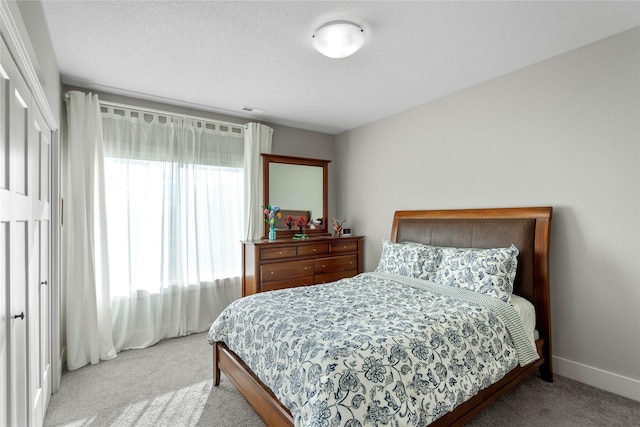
[{"x1": 553, "y1": 356, "x2": 640, "y2": 401}]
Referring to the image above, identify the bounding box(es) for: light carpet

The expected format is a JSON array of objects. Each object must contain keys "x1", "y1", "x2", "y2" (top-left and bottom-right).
[{"x1": 44, "y1": 332, "x2": 640, "y2": 427}]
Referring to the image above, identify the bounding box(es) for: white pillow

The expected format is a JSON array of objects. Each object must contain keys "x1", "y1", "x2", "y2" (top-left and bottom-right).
[{"x1": 374, "y1": 240, "x2": 426, "y2": 278}]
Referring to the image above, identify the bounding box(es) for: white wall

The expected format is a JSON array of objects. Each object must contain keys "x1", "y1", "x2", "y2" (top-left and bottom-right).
[{"x1": 335, "y1": 27, "x2": 640, "y2": 401}]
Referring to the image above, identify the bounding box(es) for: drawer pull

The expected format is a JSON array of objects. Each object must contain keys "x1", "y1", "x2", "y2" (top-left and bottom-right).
[
  {"x1": 270, "y1": 271, "x2": 274, "y2": 274},
  {"x1": 321, "y1": 265, "x2": 325, "y2": 268},
  {"x1": 313, "y1": 248, "x2": 316, "y2": 252}
]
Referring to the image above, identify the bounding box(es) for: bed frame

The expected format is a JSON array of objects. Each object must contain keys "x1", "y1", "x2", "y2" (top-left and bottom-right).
[{"x1": 213, "y1": 206, "x2": 553, "y2": 426}]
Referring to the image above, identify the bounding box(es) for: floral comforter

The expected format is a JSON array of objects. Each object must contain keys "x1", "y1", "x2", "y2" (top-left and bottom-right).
[{"x1": 208, "y1": 272, "x2": 538, "y2": 427}]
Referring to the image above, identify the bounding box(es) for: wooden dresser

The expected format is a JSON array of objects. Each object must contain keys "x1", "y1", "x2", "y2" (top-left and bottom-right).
[{"x1": 241, "y1": 235, "x2": 364, "y2": 296}]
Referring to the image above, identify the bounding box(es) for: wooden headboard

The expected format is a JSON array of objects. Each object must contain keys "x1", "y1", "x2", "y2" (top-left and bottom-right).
[{"x1": 390, "y1": 207, "x2": 553, "y2": 380}]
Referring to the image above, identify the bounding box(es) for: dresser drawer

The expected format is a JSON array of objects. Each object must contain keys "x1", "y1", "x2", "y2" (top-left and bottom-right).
[
  {"x1": 243, "y1": 236, "x2": 363, "y2": 297},
  {"x1": 297, "y1": 243, "x2": 329, "y2": 257},
  {"x1": 315, "y1": 269, "x2": 358, "y2": 284},
  {"x1": 331, "y1": 241, "x2": 358, "y2": 253},
  {"x1": 261, "y1": 246, "x2": 297, "y2": 260},
  {"x1": 261, "y1": 260, "x2": 313, "y2": 282},
  {"x1": 262, "y1": 276, "x2": 314, "y2": 292},
  {"x1": 314, "y1": 255, "x2": 357, "y2": 274}
]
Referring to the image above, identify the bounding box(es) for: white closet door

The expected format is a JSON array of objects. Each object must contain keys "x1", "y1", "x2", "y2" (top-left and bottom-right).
[
  {"x1": 1, "y1": 35, "x2": 52, "y2": 427},
  {"x1": 29, "y1": 104, "x2": 51, "y2": 427},
  {"x1": 28, "y1": 105, "x2": 51, "y2": 426},
  {"x1": 0, "y1": 37, "x2": 9, "y2": 427},
  {"x1": 1, "y1": 36, "x2": 31, "y2": 427}
]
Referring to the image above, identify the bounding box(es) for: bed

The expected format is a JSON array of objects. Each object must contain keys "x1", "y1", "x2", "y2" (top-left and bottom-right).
[{"x1": 208, "y1": 206, "x2": 553, "y2": 426}]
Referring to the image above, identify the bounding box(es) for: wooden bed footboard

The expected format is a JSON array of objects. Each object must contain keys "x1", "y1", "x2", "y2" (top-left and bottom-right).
[{"x1": 214, "y1": 341, "x2": 293, "y2": 426}]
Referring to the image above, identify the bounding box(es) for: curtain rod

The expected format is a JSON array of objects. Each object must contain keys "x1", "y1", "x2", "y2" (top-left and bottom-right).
[
  {"x1": 64, "y1": 91, "x2": 247, "y2": 130},
  {"x1": 98, "y1": 99, "x2": 247, "y2": 131}
]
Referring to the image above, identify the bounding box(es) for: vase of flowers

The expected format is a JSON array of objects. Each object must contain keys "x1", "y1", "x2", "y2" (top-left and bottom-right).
[{"x1": 263, "y1": 204, "x2": 281, "y2": 241}]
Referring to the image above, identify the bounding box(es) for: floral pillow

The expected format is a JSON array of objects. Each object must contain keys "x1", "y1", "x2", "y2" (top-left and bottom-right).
[
  {"x1": 416, "y1": 245, "x2": 442, "y2": 282},
  {"x1": 374, "y1": 240, "x2": 427, "y2": 278},
  {"x1": 434, "y1": 244, "x2": 519, "y2": 303}
]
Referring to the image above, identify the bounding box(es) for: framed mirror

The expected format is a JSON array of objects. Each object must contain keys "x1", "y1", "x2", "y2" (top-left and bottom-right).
[{"x1": 262, "y1": 154, "x2": 330, "y2": 238}]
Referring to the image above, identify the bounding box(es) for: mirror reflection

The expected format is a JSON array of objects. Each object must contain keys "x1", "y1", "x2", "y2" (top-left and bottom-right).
[
  {"x1": 270, "y1": 163, "x2": 322, "y2": 230},
  {"x1": 262, "y1": 154, "x2": 330, "y2": 238}
]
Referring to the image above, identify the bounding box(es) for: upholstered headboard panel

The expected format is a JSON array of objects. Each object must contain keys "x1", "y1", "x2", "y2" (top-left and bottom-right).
[{"x1": 393, "y1": 218, "x2": 535, "y2": 302}]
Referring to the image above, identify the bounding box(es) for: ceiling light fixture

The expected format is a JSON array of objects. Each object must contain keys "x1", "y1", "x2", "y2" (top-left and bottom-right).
[{"x1": 312, "y1": 21, "x2": 364, "y2": 59}]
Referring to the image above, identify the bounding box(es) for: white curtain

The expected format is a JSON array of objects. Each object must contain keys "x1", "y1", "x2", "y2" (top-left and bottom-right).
[
  {"x1": 63, "y1": 93, "x2": 259, "y2": 367},
  {"x1": 243, "y1": 123, "x2": 273, "y2": 240},
  {"x1": 63, "y1": 91, "x2": 117, "y2": 370},
  {"x1": 101, "y1": 106, "x2": 245, "y2": 351}
]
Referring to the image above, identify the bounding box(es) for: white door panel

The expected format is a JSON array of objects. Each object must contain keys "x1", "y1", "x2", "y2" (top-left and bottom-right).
[
  {"x1": 10, "y1": 220, "x2": 28, "y2": 427},
  {"x1": 31, "y1": 106, "x2": 51, "y2": 427},
  {"x1": 0, "y1": 221, "x2": 8, "y2": 426},
  {"x1": 0, "y1": 37, "x2": 10, "y2": 427},
  {"x1": 39, "y1": 219, "x2": 51, "y2": 423},
  {"x1": 0, "y1": 53, "x2": 8, "y2": 190},
  {"x1": 8, "y1": 47, "x2": 32, "y2": 425}
]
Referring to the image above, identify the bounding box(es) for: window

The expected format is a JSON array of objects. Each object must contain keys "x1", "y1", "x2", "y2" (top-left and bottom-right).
[
  {"x1": 104, "y1": 158, "x2": 243, "y2": 297},
  {"x1": 101, "y1": 108, "x2": 245, "y2": 298}
]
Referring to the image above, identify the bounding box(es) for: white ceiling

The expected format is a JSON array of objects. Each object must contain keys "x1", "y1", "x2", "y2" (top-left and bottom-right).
[{"x1": 41, "y1": 1, "x2": 640, "y2": 135}]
